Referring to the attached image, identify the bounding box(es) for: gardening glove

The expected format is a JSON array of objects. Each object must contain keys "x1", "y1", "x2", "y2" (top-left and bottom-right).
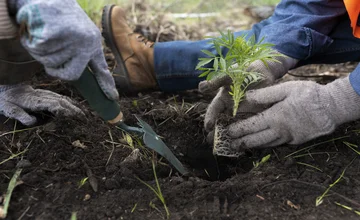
[
  {"x1": 0, "y1": 84, "x2": 84, "y2": 126},
  {"x1": 7, "y1": 0, "x2": 118, "y2": 100},
  {"x1": 226, "y1": 76, "x2": 360, "y2": 150},
  {"x1": 201, "y1": 51, "x2": 298, "y2": 132}
]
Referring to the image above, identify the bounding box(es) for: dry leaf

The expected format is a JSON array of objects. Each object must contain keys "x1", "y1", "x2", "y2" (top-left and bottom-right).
[
  {"x1": 287, "y1": 200, "x2": 300, "y2": 210},
  {"x1": 88, "y1": 176, "x2": 98, "y2": 193},
  {"x1": 121, "y1": 149, "x2": 140, "y2": 165},
  {"x1": 72, "y1": 140, "x2": 87, "y2": 149}
]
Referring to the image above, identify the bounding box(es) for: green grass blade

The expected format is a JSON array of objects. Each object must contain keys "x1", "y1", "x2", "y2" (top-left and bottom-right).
[{"x1": 0, "y1": 169, "x2": 22, "y2": 219}]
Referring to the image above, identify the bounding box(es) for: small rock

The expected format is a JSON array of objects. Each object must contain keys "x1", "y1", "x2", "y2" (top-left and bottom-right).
[{"x1": 83, "y1": 194, "x2": 91, "y2": 201}]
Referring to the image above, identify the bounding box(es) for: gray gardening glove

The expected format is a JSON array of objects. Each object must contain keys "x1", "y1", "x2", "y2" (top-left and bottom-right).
[
  {"x1": 8, "y1": 0, "x2": 118, "y2": 100},
  {"x1": 201, "y1": 51, "x2": 298, "y2": 132},
  {"x1": 0, "y1": 84, "x2": 84, "y2": 126},
  {"x1": 226, "y1": 76, "x2": 360, "y2": 150}
]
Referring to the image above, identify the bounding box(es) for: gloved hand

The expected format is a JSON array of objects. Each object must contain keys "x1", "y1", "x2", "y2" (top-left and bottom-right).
[
  {"x1": 201, "y1": 51, "x2": 298, "y2": 132},
  {"x1": 8, "y1": 0, "x2": 118, "y2": 100},
  {"x1": 0, "y1": 84, "x2": 83, "y2": 126},
  {"x1": 226, "y1": 76, "x2": 360, "y2": 150}
]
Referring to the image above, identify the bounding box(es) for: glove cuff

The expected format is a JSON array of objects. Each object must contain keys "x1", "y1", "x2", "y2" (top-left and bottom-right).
[{"x1": 320, "y1": 76, "x2": 360, "y2": 126}]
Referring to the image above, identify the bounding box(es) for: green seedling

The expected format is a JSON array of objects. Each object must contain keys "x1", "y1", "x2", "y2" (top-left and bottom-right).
[
  {"x1": 296, "y1": 162, "x2": 323, "y2": 173},
  {"x1": 335, "y1": 202, "x2": 360, "y2": 216},
  {"x1": 0, "y1": 126, "x2": 42, "y2": 138},
  {"x1": 123, "y1": 132, "x2": 135, "y2": 150},
  {"x1": 0, "y1": 169, "x2": 22, "y2": 219},
  {"x1": 137, "y1": 160, "x2": 170, "y2": 219},
  {"x1": 343, "y1": 141, "x2": 360, "y2": 155},
  {"x1": 132, "y1": 100, "x2": 138, "y2": 108},
  {"x1": 78, "y1": 177, "x2": 89, "y2": 189},
  {"x1": 253, "y1": 154, "x2": 271, "y2": 169},
  {"x1": 315, "y1": 158, "x2": 355, "y2": 207},
  {"x1": 292, "y1": 152, "x2": 336, "y2": 160},
  {"x1": 131, "y1": 203, "x2": 138, "y2": 213},
  {"x1": 71, "y1": 212, "x2": 77, "y2": 220},
  {"x1": 196, "y1": 30, "x2": 281, "y2": 116},
  {"x1": 121, "y1": 131, "x2": 154, "y2": 160},
  {"x1": 0, "y1": 149, "x2": 28, "y2": 166}
]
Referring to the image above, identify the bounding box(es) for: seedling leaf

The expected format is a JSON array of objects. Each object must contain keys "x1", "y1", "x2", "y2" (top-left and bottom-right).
[
  {"x1": 195, "y1": 58, "x2": 213, "y2": 70},
  {"x1": 201, "y1": 49, "x2": 216, "y2": 57}
]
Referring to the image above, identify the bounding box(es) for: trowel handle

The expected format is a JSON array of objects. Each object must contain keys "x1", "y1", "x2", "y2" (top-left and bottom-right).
[{"x1": 70, "y1": 66, "x2": 122, "y2": 123}]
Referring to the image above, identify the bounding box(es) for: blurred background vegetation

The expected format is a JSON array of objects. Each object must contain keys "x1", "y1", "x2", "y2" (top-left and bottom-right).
[
  {"x1": 77, "y1": 0, "x2": 280, "y2": 24},
  {"x1": 76, "y1": 0, "x2": 281, "y2": 72}
]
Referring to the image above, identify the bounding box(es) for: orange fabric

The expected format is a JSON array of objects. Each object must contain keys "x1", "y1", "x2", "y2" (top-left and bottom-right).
[{"x1": 344, "y1": 0, "x2": 360, "y2": 38}]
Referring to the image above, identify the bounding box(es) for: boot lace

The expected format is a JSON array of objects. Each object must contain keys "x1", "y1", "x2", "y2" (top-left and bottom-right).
[{"x1": 136, "y1": 35, "x2": 154, "y2": 48}]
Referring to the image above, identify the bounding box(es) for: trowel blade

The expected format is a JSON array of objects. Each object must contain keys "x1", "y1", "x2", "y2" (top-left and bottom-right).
[{"x1": 135, "y1": 116, "x2": 188, "y2": 175}]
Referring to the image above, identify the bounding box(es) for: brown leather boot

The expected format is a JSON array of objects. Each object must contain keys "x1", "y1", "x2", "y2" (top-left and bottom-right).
[{"x1": 102, "y1": 5, "x2": 157, "y2": 92}]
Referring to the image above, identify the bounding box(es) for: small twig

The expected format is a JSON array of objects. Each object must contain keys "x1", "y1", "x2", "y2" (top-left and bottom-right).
[
  {"x1": 158, "y1": 117, "x2": 172, "y2": 127},
  {"x1": 0, "y1": 126, "x2": 42, "y2": 138},
  {"x1": 11, "y1": 121, "x2": 17, "y2": 150},
  {"x1": 296, "y1": 162, "x2": 323, "y2": 172},
  {"x1": 0, "y1": 149, "x2": 28, "y2": 166},
  {"x1": 17, "y1": 206, "x2": 30, "y2": 220},
  {"x1": 106, "y1": 130, "x2": 115, "y2": 166}
]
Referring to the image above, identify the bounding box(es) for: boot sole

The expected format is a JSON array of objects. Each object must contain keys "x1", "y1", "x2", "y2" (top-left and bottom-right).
[{"x1": 102, "y1": 5, "x2": 133, "y2": 93}]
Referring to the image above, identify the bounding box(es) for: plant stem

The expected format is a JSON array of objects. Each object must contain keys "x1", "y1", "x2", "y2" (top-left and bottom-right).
[{"x1": 152, "y1": 161, "x2": 170, "y2": 219}]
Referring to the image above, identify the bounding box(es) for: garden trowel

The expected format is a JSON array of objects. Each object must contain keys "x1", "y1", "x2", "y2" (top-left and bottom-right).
[{"x1": 71, "y1": 67, "x2": 188, "y2": 175}]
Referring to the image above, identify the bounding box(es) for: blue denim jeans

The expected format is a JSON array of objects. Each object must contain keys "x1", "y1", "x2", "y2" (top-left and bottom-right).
[{"x1": 153, "y1": 0, "x2": 360, "y2": 94}]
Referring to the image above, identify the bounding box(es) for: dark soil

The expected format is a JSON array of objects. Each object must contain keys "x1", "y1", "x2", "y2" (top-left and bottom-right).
[{"x1": 1, "y1": 62, "x2": 360, "y2": 220}]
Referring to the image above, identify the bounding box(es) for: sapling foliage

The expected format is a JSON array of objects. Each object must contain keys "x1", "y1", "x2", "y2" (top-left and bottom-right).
[{"x1": 196, "y1": 30, "x2": 281, "y2": 116}]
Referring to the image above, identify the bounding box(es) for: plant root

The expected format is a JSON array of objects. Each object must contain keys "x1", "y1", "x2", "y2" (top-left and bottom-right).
[{"x1": 213, "y1": 124, "x2": 243, "y2": 158}]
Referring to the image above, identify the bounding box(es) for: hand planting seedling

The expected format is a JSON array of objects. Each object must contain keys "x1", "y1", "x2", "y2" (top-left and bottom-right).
[{"x1": 196, "y1": 30, "x2": 283, "y2": 157}]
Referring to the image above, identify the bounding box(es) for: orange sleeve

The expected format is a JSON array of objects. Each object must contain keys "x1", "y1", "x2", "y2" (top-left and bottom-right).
[{"x1": 343, "y1": 0, "x2": 360, "y2": 38}]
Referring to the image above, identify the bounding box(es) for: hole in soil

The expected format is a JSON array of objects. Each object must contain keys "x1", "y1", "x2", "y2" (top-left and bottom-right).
[{"x1": 184, "y1": 144, "x2": 255, "y2": 181}]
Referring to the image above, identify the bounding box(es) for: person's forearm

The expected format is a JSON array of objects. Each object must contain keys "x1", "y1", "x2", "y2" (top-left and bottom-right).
[{"x1": 255, "y1": 0, "x2": 347, "y2": 60}]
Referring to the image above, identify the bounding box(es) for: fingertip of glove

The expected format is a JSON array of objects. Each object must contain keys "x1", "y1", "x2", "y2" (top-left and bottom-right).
[
  {"x1": 198, "y1": 81, "x2": 210, "y2": 93},
  {"x1": 206, "y1": 130, "x2": 215, "y2": 145},
  {"x1": 105, "y1": 88, "x2": 120, "y2": 100},
  {"x1": 204, "y1": 120, "x2": 215, "y2": 133},
  {"x1": 22, "y1": 116, "x2": 37, "y2": 127}
]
